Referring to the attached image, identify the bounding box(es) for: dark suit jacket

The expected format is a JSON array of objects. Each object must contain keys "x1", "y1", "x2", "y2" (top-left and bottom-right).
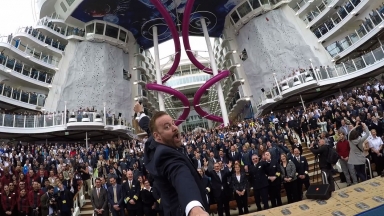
[
  {"x1": 204, "y1": 168, "x2": 232, "y2": 198},
  {"x1": 140, "y1": 116, "x2": 209, "y2": 215},
  {"x1": 266, "y1": 160, "x2": 282, "y2": 186},
  {"x1": 122, "y1": 179, "x2": 140, "y2": 209},
  {"x1": 248, "y1": 161, "x2": 269, "y2": 189},
  {"x1": 193, "y1": 158, "x2": 204, "y2": 169},
  {"x1": 107, "y1": 184, "x2": 124, "y2": 207},
  {"x1": 201, "y1": 175, "x2": 211, "y2": 194},
  {"x1": 37, "y1": 176, "x2": 47, "y2": 186},
  {"x1": 90, "y1": 187, "x2": 108, "y2": 216},
  {"x1": 292, "y1": 155, "x2": 309, "y2": 176},
  {"x1": 231, "y1": 172, "x2": 247, "y2": 192},
  {"x1": 310, "y1": 145, "x2": 332, "y2": 170},
  {"x1": 227, "y1": 151, "x2": 240, "y2": 163},
  {"x1": 40, "y1": 192, "x2": 50, "y2": 216}
]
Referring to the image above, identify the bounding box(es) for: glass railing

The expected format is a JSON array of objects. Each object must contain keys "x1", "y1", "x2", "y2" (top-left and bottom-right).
[
  {"x1": 165, "y1": 74, "x2": 211, "y2": 87},
  {"x1": 257, "y1": 45, "x2": 384, "y2": 107},
  {"x1": 0, "y1": 112, "x2": 133, "y2": 128},
  {"x1": 326, "y1": 7, "x2": 384, "y2": 57},
  {"x1": 37, "y1": 17, "x2": 85, "y2": 37},
  {"x1": 312, "y1": 0, "x2": 362, "y2": 39},
  {"x1": 0, "y1": 36, "x2": 60, "y2": 67},
  {"x1": 0, "y1": 84, "x2": 47, "y2": 106},
  {"x1": 0, "y1": 53, "x2": 54, "y2": 84},
  {"x1": 292, "y1": 0, "x2": 308, "y2": 12},
  {"x1": 17, "y1": 27, "x2": 66, "y2": 51},
  {"x1": 300, "y1": 0, "x2": 333, "y2": 24},
  {"x1": 85, "y1": 21, "x2": 129, "y2": 43}
]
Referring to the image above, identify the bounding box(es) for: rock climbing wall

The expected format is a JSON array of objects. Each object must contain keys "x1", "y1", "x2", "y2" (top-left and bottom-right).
[
  {"x1": 57, "y1": 41, "x2": 133, "y2": 118},
  {"x1": 236, "y1": 7, "x2": 322, "y2": 94}
]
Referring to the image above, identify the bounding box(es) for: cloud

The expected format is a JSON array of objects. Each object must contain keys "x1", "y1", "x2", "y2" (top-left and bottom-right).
[{"x1": 0, "y1": 0, "x2": 35, "y2": 36}]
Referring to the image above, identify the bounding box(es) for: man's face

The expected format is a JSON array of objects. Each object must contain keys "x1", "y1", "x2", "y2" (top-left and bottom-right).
[
  {"x1": 294, "y1": 148, "x2": 300, "y2": 157},
  {"x1": 110, "y1": 178, "x2": 116, "y2": 185},
  {"x1": 95, "y1": 180, "x2": 101, "y2": 188},
  {"x1": 213, "y1": 163, "x2": 220, "y2": 172},
  {"x1": 48, "y1": 188, "x2": 54, "y2": 195},
  {"x1": 153, "y1": 115, "x2": 181, "y2": 148},
  {"x1": 144, "y1": 181, "x2": 150, "y2": 189},
  {"x1": 127, "y1": 171, "x2": 133, "y2": 180}
]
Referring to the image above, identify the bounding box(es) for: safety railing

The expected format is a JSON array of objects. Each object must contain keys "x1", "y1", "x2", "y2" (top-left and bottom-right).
[
  {"x1": 326, "y1": 7, "x2": 384, "y2": 57},
  {"x1": 300, "y1": 0, "x2": 334, "y2": 24},
  {"x1": 292, "y1": 0, "x2": 308, "y2": 12},
  {"x1": 37, "y1": 17, "x2": 85, "y2": 37},
  {"x1": 257, "y1": 44, "x2": 384, "y2": 107},
  {"x1": 0, "y1": 84, "x2": 47, "y2": 106},
  {"x1": 322, "y1": 171, "x2": 329, "y2": 184},
  {"x1": 0, "y1": 53, "x2": 54, "y2": 84},
  {"x1": 312, "y1": 0, "x2": 363, "y2": 39},
  {"x1": 0, "y1": 36, "x2": 60, "y2": 67},
  {"x1": 365, "y1": 158, "x2": 373, "y2": 179},
  {"x1": 17, "y1": 27, "x2": 67, "y2": 51}
]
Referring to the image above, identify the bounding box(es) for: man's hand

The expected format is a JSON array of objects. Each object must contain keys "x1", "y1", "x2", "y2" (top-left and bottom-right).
[
  {"x1": 129, "y1": 199, "x2": 136, "y2": 205},
  {"x1": 269, "y1": 176, "x2": 276, "y2": 182},
  {"x1": 189, "y1": 206, "x2": 209, "y2": 216},
  {"x1": 134, "y1": 102, "x2": 144, "y2": 113}
]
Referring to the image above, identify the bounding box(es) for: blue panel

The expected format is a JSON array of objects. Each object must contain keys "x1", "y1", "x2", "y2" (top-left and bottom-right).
[{"x1": 71, "y1": 0, "x2": 242, "y2": 49}]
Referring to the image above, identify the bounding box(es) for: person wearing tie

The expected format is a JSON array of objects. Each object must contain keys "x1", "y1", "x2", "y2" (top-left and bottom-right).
[
  {"x1": 107, "y1": 176, "x2": 124, "y2": 216},
  {"x1": 122, "y1": 170, "x2": 141, "y2": 216},
  {"x1": 193, "y1": 153, "x2": 203, "y2": 169},
  {"x1": 292, "y1": 148, "x2": 310, "y2": 201},
  {"x1": 247, "y1": 154, "x2": 270, "y2": 211},
  {"x1": 228, "y1": 146, "x2": 240, "y2": 164},
  {"x1": 265, "y1": 152, "x2": 282, "y2": 207},
  {"x1": 203, "y1": 160, "x2": 232, "y2": 216},
  {"x1": 91, "y1": 178, "x2": 108, "y2": 216}
]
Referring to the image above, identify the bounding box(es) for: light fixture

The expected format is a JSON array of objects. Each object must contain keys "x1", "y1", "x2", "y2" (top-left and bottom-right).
[
  {"x1": 55, "y1": 67, "x2": 59, "y2": 70},
  {"x1": 133, "y1": 67, "x2": 137, "y2": 70},
  {"x1": 133, "y1": 81, "x2": 138, "y2": 85},
  {"x1": 48, "y1": 84, "x2": 52, "y2": 88},
  {"x1": 379, "y1": 25, "x2": 384, "y2": 29},
  {"x1": 26, "y1": 55, "x2": 31, "y2": 59},
  {"x1": 44, "y1": 44, "x2": 48, "y2": 47},
  {"x1": 6, "y1": 69, "x2": 11, "y2": 72}
]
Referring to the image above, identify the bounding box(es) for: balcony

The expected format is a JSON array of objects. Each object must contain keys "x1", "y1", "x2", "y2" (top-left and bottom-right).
[
  {"x1": 326, "y1": 7, "x2": 384, "y2": 59},
  {"x1": 256, "y1": 44, "x2": 384, "y2": 109},
  {"x1": 312, "y1": 0, "x2": 368, "y2": 41},
  {"x1": 16, "y1": 27, "x2": 67, "y2": 52},
  {"x1": 299, "y1": 0, "x2": 338, "y2": 27},
  {"x1": 0, "y1": 53, "x2": 54, "y2": 86},
  {"x1": 291, "y1": 0, "x2": 310, "y2": 14},
  {"x1": 164, "y1": 73, "x2": 211, "y2": 89},
  {"x1": 36, "y1": 17, "x2": 85, "y2": 38},
  {"x1": 0, "y1": 84, "x2": 46, "y2": 109},
  {"x1": 0, "y1": 36, "x2": 60, "y2": 69}
]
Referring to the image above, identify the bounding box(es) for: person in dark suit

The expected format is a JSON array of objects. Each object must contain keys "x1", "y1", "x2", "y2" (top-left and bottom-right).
[
  {"x1": 310, "y1": 139, "x2": 335, "y2": 191},
  {"x1": 135, "y1": 103, "x2": 209, "y2": 216},
  {"x1": 193, "y1": 152, "x2": 204, "y2": 169},
  {"x1": 107, "y1": 176, "x2": 124, "y2": 216},
  {"x1": 197, "y1": 168, "x2": 211, "y2": 197},
  {"x1": 90, "y1": 178, "x2": 109, "y2": 216},
  {"x1": 140, "y1": 180, "x2": 156, "y2": 216},
  {"x1": 152, "y1": 184, "x2": 164, "y2": 216},
  {"x1": 37, "y1": 170, "x2": 47, "y2": 186},
  {"x1": 232, "y1": 164, "x2": 249, "y2": 215},
  {"x1": 57, "y1": 182, "x2": 74, "y2": 216},
  {"x1": 227, "y1": 146, "x2": 240, "y2": 163},
  {"x1": 292, "y1": 148, "x2": 310, "y2": 201},
  {"x1": 248, "y1": 154, "x2": 270, "y2": 211},
  {"x1": 122, "y1": 170, "x2": 141, "y2": 216},
  {"x1": 265, "y1": 152, "x2": 282, "y2": 207},
  {"x1": 203, "y1": 160, "x2": 232, "y2": 216}
]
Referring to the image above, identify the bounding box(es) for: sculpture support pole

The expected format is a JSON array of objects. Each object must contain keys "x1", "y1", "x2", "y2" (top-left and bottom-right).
[
  {"x1": 153, "y1": 26, "x2": 165, "y2": 111},
  {"x1": 200, "y1": 17, "x2": 229, "y2": 126},
  {"x1": 300, "y1": 94, "x2": 306, "y2": 112}
]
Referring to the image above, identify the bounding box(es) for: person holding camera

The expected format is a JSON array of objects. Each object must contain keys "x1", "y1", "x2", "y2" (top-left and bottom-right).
[
  {"x1": 310, "y1": 139, "x2": 335, "y2": 191},
  {"x1": 348, "y1": 122, "x2": 370, "y2": 182},
  {"x1": 40, "y1": 185, "x2": 56, "y2": 216}
]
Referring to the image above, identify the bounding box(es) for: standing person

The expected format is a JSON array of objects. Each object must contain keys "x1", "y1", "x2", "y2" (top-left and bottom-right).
[
  {"x1": 310, "y1": 139, "x2": 335, "y2": 191},
  {"x1": 348, "y1": 123, "x2": 370, "y2": 182},
  {"x1": 57, "y1": 182, "x2": 73, "y2": 216},
  {"x1": 231, "y1": 164, "x2": 249, "y2": 215},
  {"x1": 292, "y1": 148, "x2": 310, "y2": 201},
  {"x1": 368, "y1": 129, "x2": 384, "y2": 176},
  {"x1": 107, "y1": 176, "x2": 124, "y2": 216},
  {"x1": 1, "y1": 185, "x2": 16, "y2": 216},
  {"x1": 265, "y1": 152, "x2": 282, "y2": 207},
  {"x1": 40, "y1": 186, "x2": 55, "y2": 216},
  {"x1": 336, "y1": 132, "x2": 357, "y2": 186},
  {"x1": 248, "y1": 154, "x2": 269, "y2": 211},
  {"x1": 90, "y1": 178, "x2": 109, "y2": 216},
  {"x1": 122, "y1": 170, "x2": 140, "y2": 216},
  {"x1": 140, "y1": 180, "x2": 156, "y2": 216},
  {"x1": 280, "y1": 153, "x2": 298, "y2": 203},
  {"x1": 17, "y1": 188, "x2": 29, "y2": 216},
  {"x1": 134, "y1": 102, "x2": 209, "y2": 216}
]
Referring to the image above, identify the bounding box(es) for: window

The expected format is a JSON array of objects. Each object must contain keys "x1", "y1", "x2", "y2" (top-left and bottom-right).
[
  {"x1": 119, "y1": 30, "x2": 127, "y2": 42},
  {"x1": 60, "y1": 2, "x2": 67, "y2": 12},
  {"x1": 105, "y1": 25, "x2": 119, "y2": 38},
  {"x1": 237, "y1": 2, "x2": 252, "y2": 17},
  {"x1": 95, "y1": 23, "x2": 105, "y2": 35},
  {"x1": 86, "y1": 23, "x2": 95, "y2": 34},
  {"x1": 231, "y1": 11, "x2": 240, "y2": 23}
]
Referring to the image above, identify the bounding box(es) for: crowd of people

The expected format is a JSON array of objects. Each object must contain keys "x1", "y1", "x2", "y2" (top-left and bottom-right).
[{"x1": 0, "y1": 77, "x2": 384, "y2": 216}]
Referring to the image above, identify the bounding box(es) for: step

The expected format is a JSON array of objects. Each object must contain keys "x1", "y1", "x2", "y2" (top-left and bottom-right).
[
  {"x1": 82, "y1": 204, "x2": 93, "y2": 210},
  {"x1": 79, "y1": 209, "x2": 93, "y2": 216}
]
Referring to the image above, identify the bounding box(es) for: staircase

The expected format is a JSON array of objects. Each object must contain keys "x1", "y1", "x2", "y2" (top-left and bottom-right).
[{"x1": 79, "y1": 195, "x2": 93, "y2": 216}]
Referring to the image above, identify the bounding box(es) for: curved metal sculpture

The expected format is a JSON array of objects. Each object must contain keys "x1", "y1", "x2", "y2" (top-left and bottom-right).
[
  {"x1": 182, "y1": 0, "x2": 230, "y2": 122},
  {"x1": 145, "y1": 0, "x2": 189, "y2": 125}
]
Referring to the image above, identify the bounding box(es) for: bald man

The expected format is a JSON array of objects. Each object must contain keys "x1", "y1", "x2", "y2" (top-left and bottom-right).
[{"x1": 122, "y1": 170, "x2": 141, "y2": 216}]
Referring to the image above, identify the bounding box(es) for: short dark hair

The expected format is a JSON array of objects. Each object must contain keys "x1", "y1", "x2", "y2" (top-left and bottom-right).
[
  {"x1": 149, "y1": 111, "x2": 168, "y2": 134},
  {"x1": 47, "y1": 185, "x2": 54, "y2": 190},
  {"x1": 349, "y1": 129, "x2": 359, "y2": 141},
  {"x1": 95, "y1": 178, "x2": 101, "y2": 182}
]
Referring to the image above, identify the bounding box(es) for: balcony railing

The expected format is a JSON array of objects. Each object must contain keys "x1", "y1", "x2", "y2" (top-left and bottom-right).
[
  {"x1": 292, "y1": 0, "x2": 308, "y2": 12},
  {"x1": 37, "y1": 17, "x2": 85, "y2": 37},
  {"x1": 17, "y1": 27, "x2": 67, "y2": 51},
  {"x1": 0, "y1": 112, "x2": 133, "y2": 129},
  {"x1": 0, "y1": 53, "x2": 54, "y2": 84},
  {"x1": 300, "y1": 0, "x2": 333, "y2": 24},
  {"x1": 0, "y1": 36, "x2": 60, "y2": 67},
  {"x1": 257, "y1": 44, "x2": 384, "y2": 107},
  {"x1": 326, "y1": 7, "x2": 384, "y2": 57},
  {"x1": 0, "y1": 84, "x2": 46, "y2": 107},
  {"x1": 312, "y1": 0, "x2": 362, "y2": 39}
]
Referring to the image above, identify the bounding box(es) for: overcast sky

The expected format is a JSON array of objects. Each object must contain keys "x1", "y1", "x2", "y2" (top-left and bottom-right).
[{"x1": 0, "y1": 0, "x2": 213, "y2": 60}]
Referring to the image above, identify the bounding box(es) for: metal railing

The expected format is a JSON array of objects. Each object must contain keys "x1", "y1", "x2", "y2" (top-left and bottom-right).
[
  {"x1": 257, "y1": 45, "x2": 384, "y2": 107},
  {"x1": 0, "y1": 84, "x2": 47, "y2": 106},
  {"x1": 17, "y1": 26, "x2": 66, "y2": 51},
  {"x1": 300, "y1": 0, "x2": 334, "y2": 24},
  {"x1": 37, "y1": 17, "x2": 85, "y2": 37},
  {"x1": 0, "y1": 36, "x2": 60, "y2": 67},
  {"x1": 0, "y1": 53, "x2": 54, "y2": 84}
]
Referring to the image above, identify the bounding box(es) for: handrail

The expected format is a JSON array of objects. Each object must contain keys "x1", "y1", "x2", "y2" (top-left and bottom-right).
[
  {"x1": 322, "y1": 171, "x2": 329, "y2": 184},
  {"x1": 0, "y1": 84, "x2": 47, "y2": 107},
  {"x1": 16, "y1": 26, "x2": 66, "y2": 51},
  {"x1": 365, "y1": 158, "x2": 373, "y2": 179},
  {"x1": 37, "y1": 16, "x2": 85, "y2": 37}
]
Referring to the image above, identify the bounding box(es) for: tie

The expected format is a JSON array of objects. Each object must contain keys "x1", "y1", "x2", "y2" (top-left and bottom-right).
[
  {"x1": 297, "y1": 157, "x2": 300, "y2": 161},
  {"x1": 129, "y1": 181, "x2": 132, "y2": 189},
  {"x1": 217, "y1": 172, "x2": 222, "y2": 181},
  {"x1": 232, "y1": 152, "x2": 234, "y2": 157},
  {"x1": 113, "y1": 186, "x2": 117, "y2": 203},
  {"x1": 97, "y1": 188, "x2": 100, "y2": 198}
]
